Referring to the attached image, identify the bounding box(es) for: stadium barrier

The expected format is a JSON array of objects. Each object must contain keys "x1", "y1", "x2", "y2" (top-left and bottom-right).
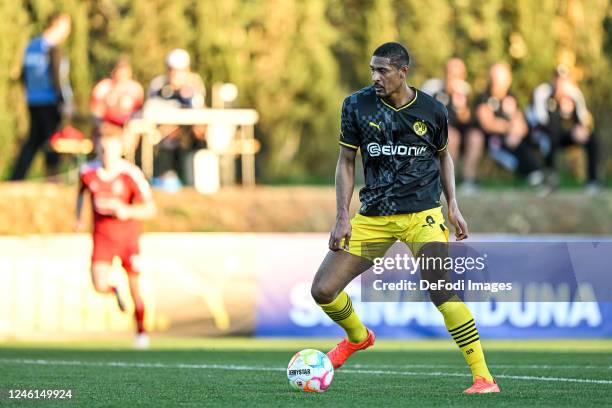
[
  {"x1": 0, "y1": 234, "x2": 610, "y2": 339},
  {"x1": 0, "y1": 234, "x2": 256, "y2": 339}
]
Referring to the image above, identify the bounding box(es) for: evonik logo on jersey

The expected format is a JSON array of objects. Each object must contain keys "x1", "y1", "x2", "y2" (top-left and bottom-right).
[{"x1": 367, "y1": 143, "x2": 427, "y2": 157}]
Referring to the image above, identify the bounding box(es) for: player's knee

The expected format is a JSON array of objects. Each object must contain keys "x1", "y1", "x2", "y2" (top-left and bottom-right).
[
  {"x1": 91, "y1": 264, "x2": 112, "y2": 293},
  {"x1": 428, "y1": 289, "x2": 455, "y2": 307},
  {"x1": 92, "y1": 280, "x2": 111, "y2": 293},
  {"x1": 311, "y1": 281, "x2": 337, "y2": 305}
]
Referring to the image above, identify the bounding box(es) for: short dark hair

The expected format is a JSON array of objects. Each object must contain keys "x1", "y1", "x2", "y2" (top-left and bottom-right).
[{"x1": 372, "y1": 42, "x2": 410, "y2": 69}]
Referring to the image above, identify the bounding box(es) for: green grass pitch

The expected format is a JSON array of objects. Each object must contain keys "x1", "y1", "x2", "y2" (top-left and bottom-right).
[{"x1": 1, "y1": 338, "x2": 611, "y2": 407}]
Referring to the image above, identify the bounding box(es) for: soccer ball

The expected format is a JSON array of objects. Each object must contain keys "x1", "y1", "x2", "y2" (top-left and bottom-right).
[{"x1": 287, "y1": 349, "x2": 334, "y2": 393}]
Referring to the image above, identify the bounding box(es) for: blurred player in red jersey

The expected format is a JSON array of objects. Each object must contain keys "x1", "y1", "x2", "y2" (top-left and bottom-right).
[{"x1": 76, "y1": 133, "x2": 156, "y2": 348}]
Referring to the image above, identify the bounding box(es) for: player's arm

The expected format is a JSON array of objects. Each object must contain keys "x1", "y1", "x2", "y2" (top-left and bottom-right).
[
  {"x1": 436, "y1": 105, "x2": 468, "y2": 241},
  {"x1": 116, "y1": 184, "x2": 156, "y2": 221},
  {"x1": 75, "y1": 178, "x2": 87, "y2": 231},
  {"x1": 329, "y1": 146, "x2": 357, "y2": 251},
  {"x1": 115, "y1": 168, "x2": 157, "y2": 221},
  {"x1": 439, "y1": 149, "x2": 468, "y2": 241},
  {"x1": 116, "y1": 200, "x2": 156, "y2": 221}
]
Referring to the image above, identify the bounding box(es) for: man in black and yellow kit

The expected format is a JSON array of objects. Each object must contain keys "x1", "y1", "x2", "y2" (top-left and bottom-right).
[{"x1": 310, "y1": 42, "x2": 499, "y2": 394}]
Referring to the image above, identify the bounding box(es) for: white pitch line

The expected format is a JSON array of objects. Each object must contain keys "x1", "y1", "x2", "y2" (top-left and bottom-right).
[
  {"x1": 352, "y1": 363, "x2": 612, "y2": 370},
  {"x1": 0, "y1": 358, "x2": 280, "y2": 372},
  {"x1": 1, "y1": 358, "x2": 611, "y2": 385},
  {"x1": 341, "y1": 368, "x2": 612, "y2": 384}
]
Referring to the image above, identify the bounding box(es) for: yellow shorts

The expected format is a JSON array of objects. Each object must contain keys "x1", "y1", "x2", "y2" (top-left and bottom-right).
[{"x1": 345, "y1": 206, "x2": 449, "y2": 259}]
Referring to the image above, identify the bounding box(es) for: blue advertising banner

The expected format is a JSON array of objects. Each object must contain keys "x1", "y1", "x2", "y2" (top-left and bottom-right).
[{"x1": 255, "y1": 235, "x2": 612, "y2": 338}]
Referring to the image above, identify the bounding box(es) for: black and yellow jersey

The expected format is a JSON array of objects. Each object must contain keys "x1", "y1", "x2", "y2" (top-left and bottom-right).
[{"x1": 339, "y1": 86, "x2": 448, "y2": 216}]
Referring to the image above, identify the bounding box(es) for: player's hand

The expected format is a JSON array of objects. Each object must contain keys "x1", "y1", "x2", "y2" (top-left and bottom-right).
[
  {"x1": 447, "y1": 200, "x2": 468, "y2": 241},
  {"x1": 329, "y1": 215, "x2": 351, "y2": 251},
  {"x1": 114, "y1": 204, "x2": 132, "y2": 221}
]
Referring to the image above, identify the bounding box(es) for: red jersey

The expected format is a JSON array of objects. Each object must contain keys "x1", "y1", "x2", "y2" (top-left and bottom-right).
[
  {"x1": 80, "y1": 159, "x2": 152, "y2": 241},
  {"x1": 90, "y1": 78, "x2": 144, "y2": 126}
]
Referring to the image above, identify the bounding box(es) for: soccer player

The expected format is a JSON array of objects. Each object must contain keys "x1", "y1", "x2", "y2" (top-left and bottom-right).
[
  {"x1": 310, "y1": 42, "x2": 499, "y2": 394},
  {"x1": 76, "y1": 134, "x2": 156, "y2": 348}
]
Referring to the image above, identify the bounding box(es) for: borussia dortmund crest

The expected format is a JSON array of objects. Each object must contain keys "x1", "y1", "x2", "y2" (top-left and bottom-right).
[{"x1": 413, "y1": 120, "x2": 427, "y2": 136}]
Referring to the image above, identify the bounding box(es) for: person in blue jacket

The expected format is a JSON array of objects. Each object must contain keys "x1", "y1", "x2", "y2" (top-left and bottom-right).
[{"x1": 11, "y1": 12, "x2": 73, "y2": 180}]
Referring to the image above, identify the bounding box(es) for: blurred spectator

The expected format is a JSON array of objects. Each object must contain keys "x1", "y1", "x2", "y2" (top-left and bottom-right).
[
  {"x1": 90, "y1": 58, "x2": 144, "y2": 154},
  {"x1": 475, "y1": 63, "x2": 543, "y2": 186},
  {"x1": 528, "y1": 65, "x2": 600, "y2": 193},
  {"x1": 147, "y1": 48, "x2": 207, "y2": 190},
  {"x1": 422, "y1": 58, "x2": 484, "y2": 193},
  {"x1": 11, "y1": 12, "x2": 73, "y2": 180}
]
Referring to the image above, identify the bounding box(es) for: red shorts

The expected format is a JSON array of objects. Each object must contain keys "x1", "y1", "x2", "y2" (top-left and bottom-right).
[{"x1": 91, "y1": 232, "x2": 140, "y2": 274}]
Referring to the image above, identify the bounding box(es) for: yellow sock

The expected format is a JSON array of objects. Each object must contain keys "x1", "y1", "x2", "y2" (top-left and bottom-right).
[
  {"x1": 437, "y1": 297, "x2": 493, "y2": 381},
  {"x1": 319, "y1": 291, "x2": 367, "y2": 343}
]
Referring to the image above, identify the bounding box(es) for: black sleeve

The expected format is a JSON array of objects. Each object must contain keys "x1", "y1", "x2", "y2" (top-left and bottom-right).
[
  {"x1": 435, "y1": 104, "x2": 449, "y2": 151},
  {"x1": 339, "y1": 97, "x2": 360, "y2": 150}
]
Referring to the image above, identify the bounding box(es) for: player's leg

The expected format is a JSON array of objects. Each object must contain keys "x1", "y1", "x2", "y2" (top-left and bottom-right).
[
  {"x1": 126, "y1": 271, "x2": 149, "y2": 349},
  {"x1": 312, "y1": 250, "x2": 376, "y2": 369},
  {"x1": 312, "y1": 213, "x2": 395, "y2": 342},
  {"x1": 312, "y1": 214, "x2": 394, "y2": 368},
  {"x1": 91, "y1": 261, "x2": 126, "y2": 311},
  {"x1": 311, "y1": 250, "x2": 373, "y2": 343},
  {"x1": 91, "y1": 261, "x2": 114, "y2": 293},
  {"x1": 419, "y1": 243, "x2": 494, "y2": 383},
  {"x1": 91, "y1": 235, "x2": 126, "y2": 311},
  {"x1": 409, "y1": 208, "x2": 498, "y2": 392},
  {"x1": 123, "y1": 256, "x2": 146, "y2": 336},
  {"x1": 127, "y1": 273, "x2": 145, "y2": 334}
]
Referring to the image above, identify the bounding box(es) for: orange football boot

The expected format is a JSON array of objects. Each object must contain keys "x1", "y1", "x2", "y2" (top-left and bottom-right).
[
  {"x1": 327, "y1": 328, "x2": 376, "y2": 369},
  {"x1": 463, "y1": 377, "x2": 500, "y2": 394}
]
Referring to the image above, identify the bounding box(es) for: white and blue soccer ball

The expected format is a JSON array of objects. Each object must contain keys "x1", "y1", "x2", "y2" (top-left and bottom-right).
[{"x1": 287, "y1": 349, "x2": 334, "y2": 393}]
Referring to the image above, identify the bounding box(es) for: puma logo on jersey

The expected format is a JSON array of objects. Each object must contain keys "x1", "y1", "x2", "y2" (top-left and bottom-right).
[{"x1": 368, "y1": 121, "x2": 382, "y2": 131}]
